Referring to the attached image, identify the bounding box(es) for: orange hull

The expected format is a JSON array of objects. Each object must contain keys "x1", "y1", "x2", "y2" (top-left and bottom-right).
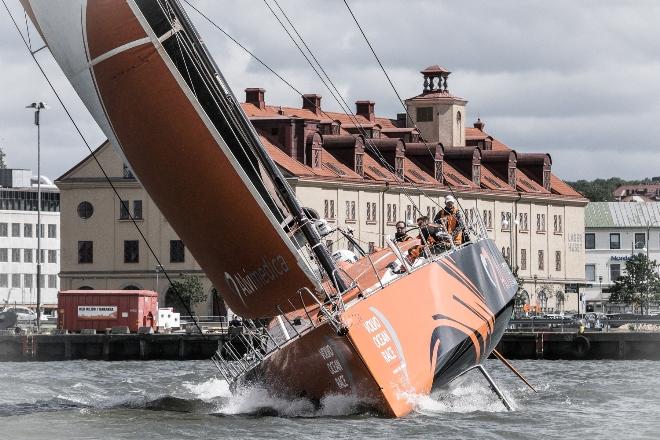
[{"x1": 248, "y1": 239, "x2": 516, "y2": 417}]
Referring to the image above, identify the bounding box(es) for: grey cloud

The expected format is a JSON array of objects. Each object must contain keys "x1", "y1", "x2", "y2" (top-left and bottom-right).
[{"x1": 1, "y1": 0, "x2": 659, "y2": 182}]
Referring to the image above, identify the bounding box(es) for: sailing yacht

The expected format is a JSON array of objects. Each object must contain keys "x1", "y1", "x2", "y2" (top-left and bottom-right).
[{"x1": 20, "y1": 0, "x2": 517, "y2": 417}]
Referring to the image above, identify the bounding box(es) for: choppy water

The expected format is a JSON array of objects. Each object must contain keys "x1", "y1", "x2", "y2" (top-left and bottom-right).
[{"x1": 1, "y1": 359, "x2": 659, "y2": 439}]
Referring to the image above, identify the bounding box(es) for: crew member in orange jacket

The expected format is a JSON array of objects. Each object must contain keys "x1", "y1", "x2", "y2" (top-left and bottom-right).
[{"x1": 434, "y1": 195, "x2": 465, "y2": 245}]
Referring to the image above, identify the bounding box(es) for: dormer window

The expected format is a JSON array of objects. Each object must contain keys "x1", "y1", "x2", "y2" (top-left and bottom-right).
[
  {"x1": 395, "y1": 157, "x2": 404, "y2": 180},
  {"x1": 355, "y1": 153, "x2": 364, "y2": 177}
]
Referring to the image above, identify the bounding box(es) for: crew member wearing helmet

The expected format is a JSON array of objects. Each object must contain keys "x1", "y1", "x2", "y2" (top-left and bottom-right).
[{"x1": 434, "y1": 195, "x2": 466, "y2": 246}]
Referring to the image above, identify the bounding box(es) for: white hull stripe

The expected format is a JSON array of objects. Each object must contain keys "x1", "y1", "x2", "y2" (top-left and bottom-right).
[{"x1": 89, "y1": 21, "x2": 181, "y2": 67}]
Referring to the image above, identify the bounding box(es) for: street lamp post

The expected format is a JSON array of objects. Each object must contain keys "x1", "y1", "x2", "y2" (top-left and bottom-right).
[
  {"x1": 598, "y1": 275, "x2": 604, "y2": 314},
  {"x1": 533, "y1": 274, "x2": 538, "y2": 314},
  {"x1": 26, "y1": 102, "x2": 47, "y2": 332},
  {"x1": 155, "y1": 264, "x2": 164, "y2": 292}
]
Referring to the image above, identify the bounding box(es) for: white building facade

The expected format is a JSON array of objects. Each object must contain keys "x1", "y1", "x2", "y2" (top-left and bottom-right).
[
  {"x1": 583, "y1": 202, "x2": 660, "y2": 313},
  {"x1": 1, "y1": 169, "x2": 61, "y2": 309}
]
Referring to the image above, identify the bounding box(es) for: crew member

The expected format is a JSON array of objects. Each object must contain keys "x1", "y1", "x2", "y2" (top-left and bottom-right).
[
  {"x1": 434, "y1": 195, "x2": 465, "y2": 246},
  {"x1": 394, "y1": 221, "x2": 412, "y2": 242},
  {"x1": 416, "y1": 216, "x2": 451, "y2": 254}
]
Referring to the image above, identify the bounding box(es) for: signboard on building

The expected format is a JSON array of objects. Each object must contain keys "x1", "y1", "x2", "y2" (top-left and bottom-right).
[
  {"x1": 611, "y1": 255, "x2": 632, "y2": 261},
  {"x1": 77, "y1": 305, "x2": 118, "y2": 320}
]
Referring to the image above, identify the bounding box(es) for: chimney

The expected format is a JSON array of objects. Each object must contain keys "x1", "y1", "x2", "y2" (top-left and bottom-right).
[
  {"x1": 302, "y1": 94, "x2": 322, "y2": 115},
  {"x1": 245, "y1": 88, "x2": 266, "y2": 110},
  {"x1": 474, "y1": 117, "x2": 485, "y2": 131},
  {"x1": 356, "y1": 100, "x2": 375, "y2": 122},
  {"x1": 396, "y1": 113, "x2": 407, "y2": 127}
]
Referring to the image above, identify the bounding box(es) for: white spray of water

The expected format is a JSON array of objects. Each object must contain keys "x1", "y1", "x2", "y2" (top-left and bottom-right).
[
  {"x1": 182, "y1": 378, "x2": 232, "y2": 401},
  {"x1": 182, "y1": 377, "x2": 366, "y2": 417},
  {"x1": 405, "y1": 382, "x2": 517, "y2": 415}
]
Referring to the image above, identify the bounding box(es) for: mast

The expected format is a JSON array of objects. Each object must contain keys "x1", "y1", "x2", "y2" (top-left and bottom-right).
[{"x1": 166, "y1": 0, "x2": 347, "y2": 293}]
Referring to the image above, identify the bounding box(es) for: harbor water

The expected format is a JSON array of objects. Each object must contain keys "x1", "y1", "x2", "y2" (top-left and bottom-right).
[{"x1": 1, "y1": 359, "x2": 659, "y2": 439}]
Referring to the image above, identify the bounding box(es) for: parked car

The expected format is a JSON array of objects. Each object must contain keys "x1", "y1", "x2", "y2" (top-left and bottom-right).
[{"x1": 5, "y1": 307, "x2": 38, "y2": 322}]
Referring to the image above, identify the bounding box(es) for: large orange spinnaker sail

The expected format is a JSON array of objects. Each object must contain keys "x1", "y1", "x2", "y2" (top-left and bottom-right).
[{"x1": 22, "y1": 0, "x2": 327, "y2": 318}]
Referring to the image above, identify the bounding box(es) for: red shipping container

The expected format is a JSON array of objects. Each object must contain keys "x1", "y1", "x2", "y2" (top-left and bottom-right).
[{"x1": 58, "y1": 290, "x2": 159, "y2": 333}]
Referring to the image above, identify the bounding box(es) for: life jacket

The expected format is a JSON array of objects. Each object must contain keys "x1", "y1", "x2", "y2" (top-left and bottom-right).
[{"x1": 437, "y1": 207, "x2": 463, "y2": 245}]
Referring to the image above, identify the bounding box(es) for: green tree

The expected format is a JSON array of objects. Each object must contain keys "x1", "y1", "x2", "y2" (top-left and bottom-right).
[
  {"x1": 0, "y1": 146, "x2": 6, "y2": 169},
  {"x1": 609, "y1": 254, "x2": 660, "y2": 314},
  {"x1": 167, "y1": 274, "x2": 207, "y2": 312}
]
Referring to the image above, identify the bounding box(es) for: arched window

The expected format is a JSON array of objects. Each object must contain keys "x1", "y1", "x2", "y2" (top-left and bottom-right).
[
  {"x1": 456, "y1": 111, "x2": 463, "y2": 133},
  {"x1": 122, "y1": 284, "x2": 141, "y2": 290},
  {"x1": 78, "y1": 285, "x2": 93, "y2": 290}
]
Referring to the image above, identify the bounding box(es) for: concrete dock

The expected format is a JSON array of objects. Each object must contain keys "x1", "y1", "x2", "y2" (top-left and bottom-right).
[
  {"x1": 2, "y1": 330, "x2": 660, "y2": 362},
  {"x1": 497, "y1": 331, "x2": 660, "y2": 360},
  {"x1": 0, "y1": 333, "x2": 228, "y2": 362}
]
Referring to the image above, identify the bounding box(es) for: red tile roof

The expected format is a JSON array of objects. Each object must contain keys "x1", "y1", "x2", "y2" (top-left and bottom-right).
[
  {"x1": 550, "y1": 174, "x2": 583, "y2": 197},
  {"x1": 245, "y1": 98, "x2": 584, "y2": 201},
  {"x1": 517, "y1": 172, "x2": 549, "y2": 194},
  {"x1": 480, "y1": 167, "x2": 514, "y2": 191}
]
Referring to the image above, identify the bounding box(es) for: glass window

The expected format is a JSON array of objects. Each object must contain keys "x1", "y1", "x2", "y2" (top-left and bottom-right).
[
  {"x1": 11, "y1": 223, "x2": 20, "y2": 237},
  {"x1": 133, "y1": 200, "x2": 143, "y2": 219},
  {"x1": 24, "y1": 274, "x2": 33, "y2": 288},
  {"x1": 119, "y1": 200, "x2": 130, "y2": 220},
  {"x1": 585, "y1": 233, "x2": 595, "y2": 249},
  {"x1": 416, "y1": 107, "x2": 433, "y2": 122},
  {"x1": 0, "y1": 223, "x2": 7, "y2": 237},
  {"x1": 12, "y1": 248, "x2": 20, "y2": 262},
  {"x1": 170, "y1": 240, "x2": 185, "y2": 263},
  {"x1": 610, "y1": 263, "x2": 621, "y2": 282},
  {"x1": 520, "y1": 249, "x2": 527, "y2": 270},
  {"x1": 37, "y1": 224, "x2": 44, "y2": 238},
  {"x1": 24, "y1": 223, "x2": 33, "y2": 237},
  {"x1": 634, "y1": 233, "x2": 646, "y2": 249},
  {"x1": 124, "y1": 240, "x2": 139, "y2": 263},
  {"x1": 538, "y1": 250, "x2": 544, "y2": 270},
  {"x1": 48, "y1": 224, "x2": 57, "y2": 238},
  {"x1": 48, "y1": 249, "x2": 57, "y2": 264},
  {"x1": 0, "y1": 274, "x2": 7, "y2": 288},
  {"x1": 585, "y1": 264, "x2": 596, "y2": 282},
  {"x1": 24, "y1": 249, "x2": 33, "y2": 263},
  {"x1": 48, "y1": 274, "x2": 57, "y2": 289},
  {"x1": 11, "y1": 274, "x2": 20, "y2": 288},
  {"x1": 610, "y1": 233, "x2": 620, "y2": 250},
  {"x1": 0, "y1": 248, "x2": 7, "y2": 262},
  {"x1": 78, "y1": 241, "x2": 93, "y2": 264},
  {"x1": 77, "y1": 201, "x2": 94, "y2": 219},
  {"x1": 555, "y1": 251, "x2": 561, "y2": 271}
]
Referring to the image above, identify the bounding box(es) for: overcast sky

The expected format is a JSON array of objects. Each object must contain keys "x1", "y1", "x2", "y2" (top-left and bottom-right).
[{"x1": 1, "y1": 0, "x2": 659, "y2": 182}]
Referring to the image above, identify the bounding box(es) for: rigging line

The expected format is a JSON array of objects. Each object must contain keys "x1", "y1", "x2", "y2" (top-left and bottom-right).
[
  {"x1": 267, "y1": 0, "x2": 407, "y2": 181},
  {"x1": 264, "y1": 0, "x2": 489, "y2": 244},
  {"x1": 182, "y1": 0, "x2": 412, "y2": 196},
  {"x1": 1, "y1": 0, "x2": 206, "y2": 335},
  {"x1": 342, "y1": 0, "x2": 486, "y2": 235},
  {"x1": 182, "y1": 0, "x2": 417, "y2": 197},
  {"x1": 152, "y1": 1, "x2": 294, "y2": 225},
  {"x1": 261, "y1": 0, "x2": 433, "y2": 215},
  {"x1": 22, "y1": 8, "x2": 31, "y2": 51},
  {"x1": 155, "y1": 0, "x2": 331, "y2": 286},
  {"x1": 182, "y1": 0, "x2": 463, "y2": 240}
]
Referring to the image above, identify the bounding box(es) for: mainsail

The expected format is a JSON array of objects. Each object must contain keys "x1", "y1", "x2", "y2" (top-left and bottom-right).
[{"x1": 21, "y1": 0, "x2": 333, "y2": 318}]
